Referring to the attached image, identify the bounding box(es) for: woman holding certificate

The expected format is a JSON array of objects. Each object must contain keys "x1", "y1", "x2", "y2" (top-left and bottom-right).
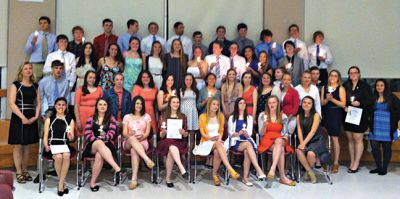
[
  {"x1": 193, "y1": 98, "x2": 240, "y2": 186},
  {"x1": 226, "y1": 98, "x2": 266, "y2": 186},
  {"x1": 43, "y1": 97, "x2": 75, "y2": 196},
  {"x1": 122, "y1": 96, "x2": 155, "y2": 190},
  {"x1": 158, "y1": 96, "x2": 189, "y2": 187},
  {"x1": 343, "y1": 66, "x2": 373, "y2": 173}
]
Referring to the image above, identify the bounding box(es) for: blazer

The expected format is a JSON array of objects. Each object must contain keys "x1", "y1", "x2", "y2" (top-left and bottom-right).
[{"x1": 278, "y1": 55, "x2": 305, "y2": 86}]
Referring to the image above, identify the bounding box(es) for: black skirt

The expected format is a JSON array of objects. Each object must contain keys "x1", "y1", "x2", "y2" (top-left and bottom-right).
[
  {"x1": 8, "y1": 112, "x2": 39, "y2": 145},
  {"x1": 82, "y1": 141, "x2": 117, "y2": 158}
]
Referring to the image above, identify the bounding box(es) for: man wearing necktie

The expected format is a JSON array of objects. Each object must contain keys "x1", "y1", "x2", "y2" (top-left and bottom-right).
[
  {"x1": 308, "y1": 30, "x2": 333, "y2": 86},
  {"x1": 205, "y1": 41, "x2": 230, "y2": 89},
  {"x1": 141, "y1": 22, "x2": 166, "y2": 56}
]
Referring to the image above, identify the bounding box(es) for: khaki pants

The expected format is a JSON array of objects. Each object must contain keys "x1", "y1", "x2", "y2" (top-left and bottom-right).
[{"x1": 31, "y1": 63, "x2": 44, "y2": 83}]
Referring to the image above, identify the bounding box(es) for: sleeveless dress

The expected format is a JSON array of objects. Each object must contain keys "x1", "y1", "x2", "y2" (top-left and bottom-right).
[
  {"x1": 99, "y1": 62, "x2": 121, "y2": 91},
  {"x1": 8, "y1": 81, "x2": 39, "y2": 145},
  {"x1": 243, "y1": 86, "x2": 256, "y2": 116},
  {"x1": 123, "y1": 57, "x2": 142, "y2": 92},
  {"x1": 322, "y1": 86, "x2": 343, "y2": 136},
  {"x1": 75, "y1": 86, "x2": 103, "y2": 136},
  {"x1": 369, "y1": 102, "x2": 392, "y2": 142},
  {"x1": 157, "y1": 115, "x2": 189, "y2": 156},
  {"x1": 148, "y1": 56, "x2": 163, "y2": 89},
  {"x1": 300, "y1": 115, "x2": 330, "y2": 164},
  {"x1": 180, "y1": 90, "x2": 199, "y2": 130},
  {"x1": 187, "y1": 66, "x2": 205, "y2": 90},
  {"x1": 165, "y1": 54, "x2": 186, "y2": 90},
  {"x1": 222, "y1": 83, "x2": 240, "y2": 116},
  {"x1": 258, "y1": 121, "x2": 294, "y2": 154},
  {"x1": 193, "y1": 120, "x2": 227, "y2": 156},
  {"x1": 122, "y1": 113, "x2": 151, "y2": 151},
  {"x1": 44, "y1": 115, "x2": 75, "y2": 158}
]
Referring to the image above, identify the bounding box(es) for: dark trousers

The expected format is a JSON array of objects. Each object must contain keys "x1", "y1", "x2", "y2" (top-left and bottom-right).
[
  {"x1": 370, "y1": 140, "x2": 392, "y2": 171},
  {"x1": 319, "y1": 68, "x2": 328, "y2": 87}
]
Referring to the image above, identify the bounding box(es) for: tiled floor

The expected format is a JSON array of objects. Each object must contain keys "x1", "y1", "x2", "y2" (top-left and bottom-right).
[{"x1": 10, "y1": 164, "x2": 400, "y2": 199}]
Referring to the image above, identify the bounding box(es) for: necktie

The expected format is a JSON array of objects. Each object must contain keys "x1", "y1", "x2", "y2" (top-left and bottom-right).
[
  {"x1": 61, "y1": 51, "x2": 66, "y2": 62},
  {"x1": 104, "y1": 35, "x2": 109, "y2": 57},
  {"x1": 230, "y1": 57, "x2": 234, "y2": 69},
  {"x1": 53, "y1": 80, "x2": 60, "y2": 102},
  {"x1": 178, "y1": 36, "x2": 181, "y2": 41},
  {"x1": 152, "y1": 35, "x2": 157, "y2": 43},
  {"x1": 316, "y1": 45, "x2": 321, "y2": 66},
  {"x1": 215, "y1": 56, "x2": 220, "y2": 77},
  {"x1": 42, "y1": 33, "x2": 48, "y2": 61}
]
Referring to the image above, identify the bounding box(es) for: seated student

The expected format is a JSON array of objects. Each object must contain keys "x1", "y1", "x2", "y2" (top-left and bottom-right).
[
  {"x1": 43, "y1": 97, "x2": 75, "y2": 196},
  {"x1": 368, "y1": 79, "x2": 400, "y2": 175},
  {"x1": 193, "y1": 98, "x2": 240, "y2": 186},
  {"x1": 208, "y1": 25, "x2": 232, "y2": 57},
  {"x1": 157, "y1": 96, "x2": 189, "y2": 188},
  {"x1": 83, "y1": 98, "x2": 121, "y2": 192},
  {"x1": 122, "y1": 96, "x2": 155, "y2": 190},
  {"x1": 258, "y1": 95, "x2": 296, "y2": 188},
  {"x1": 24, "y1": 16, "x2": 57, "y2": 82},
  {"x1": 226, "y1": 98, "x2": 266, "y2": 186},
  {"x1": 296, "y1": 96, "x2": 330, "y2": 183}
]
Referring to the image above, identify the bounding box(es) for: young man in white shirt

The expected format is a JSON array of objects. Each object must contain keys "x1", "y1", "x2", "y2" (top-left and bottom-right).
[
  {"x1": 229, "y1": 42, "x2": 246, "y2": 81},
  {"x1": 166, "y1": 22, "x2": 193, "y2": 59},
  {"x1": 282, "y1": 24, "x2": 309, "y2": 68},
  {"x1": 308, "y1": 31, "x2": 333, "y2": 86},
  {"x1": 141, "y1": 22, "x2": 166, "y2": 56},
  {"x1": 205, "y1": 41, "x2": 230, "y2": 89}
]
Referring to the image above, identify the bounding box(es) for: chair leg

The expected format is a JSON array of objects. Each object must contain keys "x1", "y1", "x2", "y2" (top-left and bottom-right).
[{"x1": 38, "y1": 138, "x2": 45, "y2": 193}]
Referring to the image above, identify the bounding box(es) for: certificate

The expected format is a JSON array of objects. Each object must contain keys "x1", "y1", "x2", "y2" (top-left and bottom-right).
[
  {"x1": 345, "y1": 106, "x2": 363, "y2": 125},
  {"x1": 50, "y1": 145, "x2": 70, "y2": 154},
  {"x1": 167, "y1": 119, "x2": 183, "y2": 139}
]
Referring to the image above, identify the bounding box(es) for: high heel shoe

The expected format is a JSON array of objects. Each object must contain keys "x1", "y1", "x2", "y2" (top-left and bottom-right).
[
  {"x1": 129, "y1": 181, "x2": 138, "y2": 190},
  {"x1": 181, "y1": 172, "x2": 189, "y2": 180},
  {"x1": 146, "y1": 160, "x2": 155, "y2": 169},
  {"x1": 90, "y1": 185, "x2": 100, "y2": 192},
  {"x1": 332, "y1": 164, "x2": 340, "y2": 174},
  {"x1": 307, "y1": 171, "x2": 317, "y2": 184},
  {"x1": 114, "y1": 170, "x2": 121, "y2": 185},
  {"x1": 279, "y1": 180, "x2": 297, "y2": 186},
  {"x1": 228, "y1": 169, "x2": 240, "y2": 180},
  {"x1": 57, "y1": 185, "x2": 64, "y2": 196},
  {"x1": 213, "y1": 175, "x2": 221, "y2": 186},
  {"x1": 166, "y1": 182, "x2": 174, "y2": 188},
  {"x1": 63, "y1": 184, "x2": 69, "y2": 194},
  {"x1": 347, "y1": 167, "x2": 359, "y2": 173},
  {"x1": 257, "y1": 174, "x2": 266, "y2": 181}
]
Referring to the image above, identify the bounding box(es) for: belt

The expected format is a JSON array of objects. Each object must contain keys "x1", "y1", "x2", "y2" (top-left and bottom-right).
[
  {"x1": 153, "y1": 74, "x2": 162, "y2": 76},
  {"x1": 30, "y1": 62, "x2": 45, "y2": 64}
]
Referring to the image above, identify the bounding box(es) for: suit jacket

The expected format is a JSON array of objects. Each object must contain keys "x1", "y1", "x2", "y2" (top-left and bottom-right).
[{"x1": 278, "y1": 55, "x2": 304, "y2": 86}]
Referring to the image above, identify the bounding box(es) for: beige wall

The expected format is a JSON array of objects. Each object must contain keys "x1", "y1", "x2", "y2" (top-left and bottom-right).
[
  {"x1": 264, "y1": 0, "x2": 305, "y2": 43},
  {"x1": 0, "y1": 0, "x2": 7, "y2": 66},
  {"x1": 6, "y1": 0, "x2": 56, "y2": 116}
]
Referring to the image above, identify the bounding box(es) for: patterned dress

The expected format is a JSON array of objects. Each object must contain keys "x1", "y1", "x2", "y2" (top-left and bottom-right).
[
  {"x1": 123, "y1": 57, "x2": 142, "y2": 92},
  {"x1": 180, "y1": 90, "x2": 199, "y2": 130},
  {"x1": 222, "y1": 83, "x2": 240, "y2": 116},
  {"x1": 369, "y1": 102, "x2": 391, "y2": 142},
  {"x1": 256, "y1": 90, "x2": 272, "y2": 118},
  {"x1": 122, "y1": 113, "x2": 151, "y2": 151},
  {"x1": 99, "y1": 63, "x2": 121, "y2": 91}
]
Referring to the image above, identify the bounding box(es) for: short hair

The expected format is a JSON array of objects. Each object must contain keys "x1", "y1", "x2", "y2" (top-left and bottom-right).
[
  {"x1": 213, "y1": 40, "x2": 224, "y2": 49},
  {"x1": 148, "y1": 22, "x2": 158, "y2": 29},
  {"x1": 347, "y1": 65, "x2": 360, "y2": 75},
  {"x1": 309, "y1": 66, "x2": 320, "y2": 72},
  {"x1": 313, "y1": 30, "x2": 324, "y2": 42},
  {"x1": 284, "y1": 40, "x2": 295, "y2": 49},
  {"x1": 131, "y1": 96, "x2": 146, "y2": 116},
  {"x1": 288, "y1": 24, "x2": 299, "y2": 32},
  {"x1": 39, "y1": 16, "x2": 50, "y2": 24},
  {"x1": 102, "y1": 18, "x2": 113, "y2": 26},
  {"x1": 216, "y1": 25, "x2": 226, "y2": 33},
  {"x1": 237, "y1": 23, "x2": 248, "y2": 31},
  {"x1": 72, "y1": 26, "x2": 84, "y2": 34},
  {"x1": 56, "y1": 34, "x2": 69, "y2": 43},
  {"x1": 260, "y1": 29, "x2": 273, "y2": 41},
  {"x1": 127, "y1": 19, "x2": 138, "y2": 28},
  {"x1": 51, "y1": 60, "x2": 64, "y2": 68},
  {"x1": 173, "y1": 21, "x2": 183, "y2": 29},
  {"x1": 193, "y1": 31, "x2": 202, "y2": 38}
]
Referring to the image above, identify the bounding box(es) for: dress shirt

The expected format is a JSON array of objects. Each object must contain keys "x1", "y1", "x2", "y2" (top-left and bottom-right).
[
  {"x1": 43, "y1": 49, "x2": 77, "y2": 89},
  {"x1": 230, "y1": 54, "x2": 246, "y2": 81},
  {"x1": 208, "y1": 38, "x2": 232, "y2": 57},
  {"x1": 192, "y1": 43, "x2": 208, "y2": 57},
  {"x1": 24, "y1": 31, "x2": 57, "y2": 62},
  {"x1": 93, "y1": 33, "x2": 118, "y2": 59},
  {"x1": 255, "y1": 41, "x2": 284, "y2": 69},
  {"x1": 295, "y1": 84, "x2": 322, "y2": 117},
  {"x1": 205, "y1": 54, "x2": 230, "y2": 89},
  {"x1": 234, "y1": 37, "x2": 254, "y2": 54},
  {"x1": 307, "y1": 43, "x2": 333, "y2": 69},
  {"x1": 141, "y1": 34, "x2": 166, "y2": 55},
  {"x1": 117, "y1": 32, "x2": 143, "y2": 53},
  {"x1": 67, "y1": 40, "x2": 84, "y2": 58},
  {"x1": 282, "y1": 37, "x2": 309, "y2": 68},
  {"x1": 39, "y1": 75, "x2": 70, "y2": 116},
  {"x1": 166, "y1": 34, "x2": 193, "y2": 59}
]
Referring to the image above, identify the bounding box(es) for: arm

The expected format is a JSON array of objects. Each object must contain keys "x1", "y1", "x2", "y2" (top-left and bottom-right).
[
  {"x1": 324, "y1": 46, "x2": 333, "y2": 65},
  {"x1": 198, "y1": 115, "x2": 210, "y2": 141},
  {"x1": 227, "y1": 116, "x2": 238, "y2": 137},
  {"x1": 122, "y1": 117, "x2": 129, "y2": 138},
  {"x1": 39, "y1": 80, "x2": 48, "y2": 117},
  {"x1": 221, "y1": 85, "x2": 227, "y2": 114},
  {"x1": 68, "y1": 120, "x2": 75, "y2": 141},
  {"x1": 68, "y1": 55, "x2": 77, "y2": 89},
  {"x1": 252, "y1": 88, "x2": 258, "y2": 120},
  {"x1": 218, "y1": 115, "x2": 225, "y2": 141},
  {"x1": 103, "y1": 117, "x2": 117, "y2": 141},
  {"x1": 328, "y1": 86, "x2": 346, "y2": 108},
  {"x1": 142, "y1": 119, "x2": 152, "y2": 140},
  {"x1": 296, "y1": 116, "x2": 304, "y2": 144},
  {"x1": 320, "y1": 86, "x2": 327, "y2": 106},
  {"x1": 31, "y1": 85, "x2": 41, "y2": 123},
  {"x1": 74, "y1": 88, "x2": 82, "y2": 129},
  {"x1": 24, "y1": 33, "x2": 36, "y2": 55},
  {"x1": 258, "y1": 113, "x2": 266, "y2": 136},
  {"x1": 84, "y1": 118, "x2": 96, "y2": 142},
  {"x1": 43, "y1": 118, "x2": 51, "y2": 152},
  {"x1": 246, "y1": 116, "x2": 254, "y2": 137},
  {"x1": 238, "y1": 84, "x2": 243, "y2": 97},
  {"x1": 200, "y1": 61, "x2": 208, "y2": 78},
  {"x1": 157, "y1": 91, "x2": 168, "y2": 112}
]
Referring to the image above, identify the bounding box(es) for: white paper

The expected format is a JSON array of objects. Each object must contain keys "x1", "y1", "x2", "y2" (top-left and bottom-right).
[
  {"x1": 345, "y1": 106, "x2": 363, "y2": 125},
  {"x1": 167, "y1": 119, "x2": 183, "y2": 139},
  {"x1": 50, "y1": 145, "x2": 70, "y2": 154}
]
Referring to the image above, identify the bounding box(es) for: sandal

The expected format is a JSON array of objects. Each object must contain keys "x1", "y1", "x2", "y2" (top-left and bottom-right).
[
  {"x1": 213, "y1": 175, "x2": 221, "y2": 186},
  {"x1": 90, "y1": 185, "x2": 100, "y2": 192},
  {"x1": 332, "y1": 164, "x2": 340, "y2": 174},
  {"x1": 16, "y1": 173, "x2": 26, "y2": 184},
  {"x1": 228, "y1": 169, "x2": 240, "y2": 180},
  {"x1": 129, "y1": 181, "x2": 138, "y2": 190},
  {"x1": 265, "y1": 175, "x2": 274, "y2": 188},
  {"x1": 242, "y1": 180, "x2": 253, "y2": 187},
  {"x1": 22, "y1": 171, "x2": 33, "y2": 181},
  {"x1": 145, "y1": 160, "x2": 155, "y2": 169},
  {"x1": 279, "y1": 180, "x2": 296, "y2": 186}
]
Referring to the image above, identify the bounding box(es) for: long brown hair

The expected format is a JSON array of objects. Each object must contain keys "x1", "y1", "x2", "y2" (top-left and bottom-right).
[
  {"x1": 162, "y1": 96, "x2": 185, "y2": 120},
  {"x1": 170, "y1": 39, "x2": 188, "y2": 72},
  {"x1": 264, "y1": 95, "x2": 282, "y2": 124}
]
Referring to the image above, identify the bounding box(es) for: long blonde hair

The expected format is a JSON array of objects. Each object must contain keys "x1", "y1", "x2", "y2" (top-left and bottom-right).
[
  {"x1": 205, "y1": 97, "x2": 223, "y2": 123},
  {"x1": 264, "y1": 95, "x2": 282, "y2": 124},
  {"x1": 15, "y1": 62, "x2": 35, "y2": 83}
]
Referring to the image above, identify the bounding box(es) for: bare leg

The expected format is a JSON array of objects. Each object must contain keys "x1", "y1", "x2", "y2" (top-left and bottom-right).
[
  {"x1": 296, "y1": 149, "x2": 311, "y2": 171},
  {"x1": 130, "y1": 149, "x2": 140, "y2": 181},
  {"x1": 53, "y1": 154, "x2": 63, "y2": 178},
  {"x1": 13, "y1": 145, "x2": 23, "y2": 174},
  {"x1": 352, "y1": 133, "x2": 364, "y2": 170},
  {"x1": 59, "y1": 153, "x2": 70, "y2": 190},
  {"x1": 90, "y1": 152, "x2": 104, "y2": 187},
  {"x1": 165, "y1": 151, "x2": 175, "y2": 183},
  {"x1": 214, "y1": 142, "x2": 234, "y2": 171},
  {"x1": 126, "y1": 136, "x2": 152, "y2": 163},
  {"x1": 242, "y1": 150, "x2": 251, "y2": 181},
  {"x1": 92, "y1": 140, "x2": 120, "y2": 172},
  {"x1": 277, "y1": 147, "x2": 291, "y2": 183},
  {"x1": 345, "y1": 131, "x2": 355, "y2": 168},
  {"x1": 212, "y1": 149, "x2": 222, "y2": 176},
  {"x1": 168, "y1": 145, "x2": 186, "y2": 174},
  {"x1": 22, "y1": 145, "x2": 31, "y2": 172},
  {"x1": 332, "y1": 136, "x2": 340, "y2": 165},
  {"x1": 306, "y1": 152, "x2": 316, "y2": 169},
  {"x1": 268, "y1": 139, "x2": 284, "y2": 176}
]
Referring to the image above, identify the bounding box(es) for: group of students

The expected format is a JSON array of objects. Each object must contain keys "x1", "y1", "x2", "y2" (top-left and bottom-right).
[{"x1": 7, "y1": 16, "x2": 400, "y2": 196}]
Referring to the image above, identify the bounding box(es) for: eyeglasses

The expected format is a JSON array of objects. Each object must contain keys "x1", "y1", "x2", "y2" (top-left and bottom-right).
[{"x1": 349, "y1": 72, "x2": 359, "y2": 75}]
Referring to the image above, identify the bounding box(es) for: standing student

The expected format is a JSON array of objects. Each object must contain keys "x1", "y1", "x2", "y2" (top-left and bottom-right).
[
  {"x1": 368, "y1": 79, "x2": 400, "y2": 175},
  {"x1": 278, "y1": 40, "x2": 304, "y2": 86},
  {"x1": 282, "y1": 24, "x2": 309, "y2": 67},
  {"x1": 43, "y1": 97, "x2": 75, "y2": 196},
  {"x1": 166, "y1": 22, "x2": 193, "y2": 59},
  {"x1": 97, "y1": 44, "x2": 124, "y2": 91},
  {"x1": 192, "y1": 31, "x2": 208, "y2": 57},
  {"x1": 321, "y1": 70, "x2": 346, "y2": 173},
  {"x1": 67, "y1": 26, "x2": 85, "y2": 59},
  {"x1": 229, "y1": 42, "x2": 247, "y2": 81},
  {"x1": 117, "y1": 19, "x2": 142, "y2": 53},
  {"x1": 75, "y1": 42, "x2": 97, "y2": 90},
  {"x1": 241, "y1": 72, "x2": 258, "y2": 121},
  {"x1": 242, "y1": 46, "x2": 260, "y2": 86},
  {"x1": 257, "y1": 72, "x2": 280, "y2": 118},
  {"x1": 205, "y1": 41, "x2": 230, "y2": 89},
  {"x1": 208, "y1": 25, "x2": 232, "y2": 57},
  {"x1": 146, "y1": 41, "x2": 165, "y2": 89},
  {"x1": 179, "y1": 74, "x2": 199, "y2": 134},
  {"x1": 24, "y1": 16, "x2": 57, "y2": 82},
  {"x1": 197, "y1": 73, "x2": 221, "y2": 114},
  {"x1": 234, "y1": 23, "x2": 254, "y2": 53},
  {"x1": 93, "y1": 18, "x2": 118, "y2": 59},
  {"x1": 343, "y1": 66, "x2": 373, "y2": 173},
  {"x1": 157, "y1": 74, "x2": 176, "y2": 112},
  {"x1": 307, "y1": 31, "x2": 333, "y2": 86},
  {"x1": 8, "y1": 63, "x2": 40, "y2": 183},
  {"x1": 164, "y1": 39, "x2": 188, "y2": 90},
  {"x1": 141, "y1": 22, "x2": 166, "y2": 56},
  {"x1": 187, "y1": 46, "x2": 208, "y2": 90},
  {"x1": 221, "y1": 69, "x2": 243, "y2": 119},
  {"x1": 295, "y1": 71, "x2": 322, "y2": 117},
  {"x1": 123, "y1": 37, "x2": 145, "y2": 92},
  {"x1": 281, "y1": 73, "x2": 299, "y2": 135},
  {"x1": 255, "y1": 29, "x2": 284, "y2": 69}
]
